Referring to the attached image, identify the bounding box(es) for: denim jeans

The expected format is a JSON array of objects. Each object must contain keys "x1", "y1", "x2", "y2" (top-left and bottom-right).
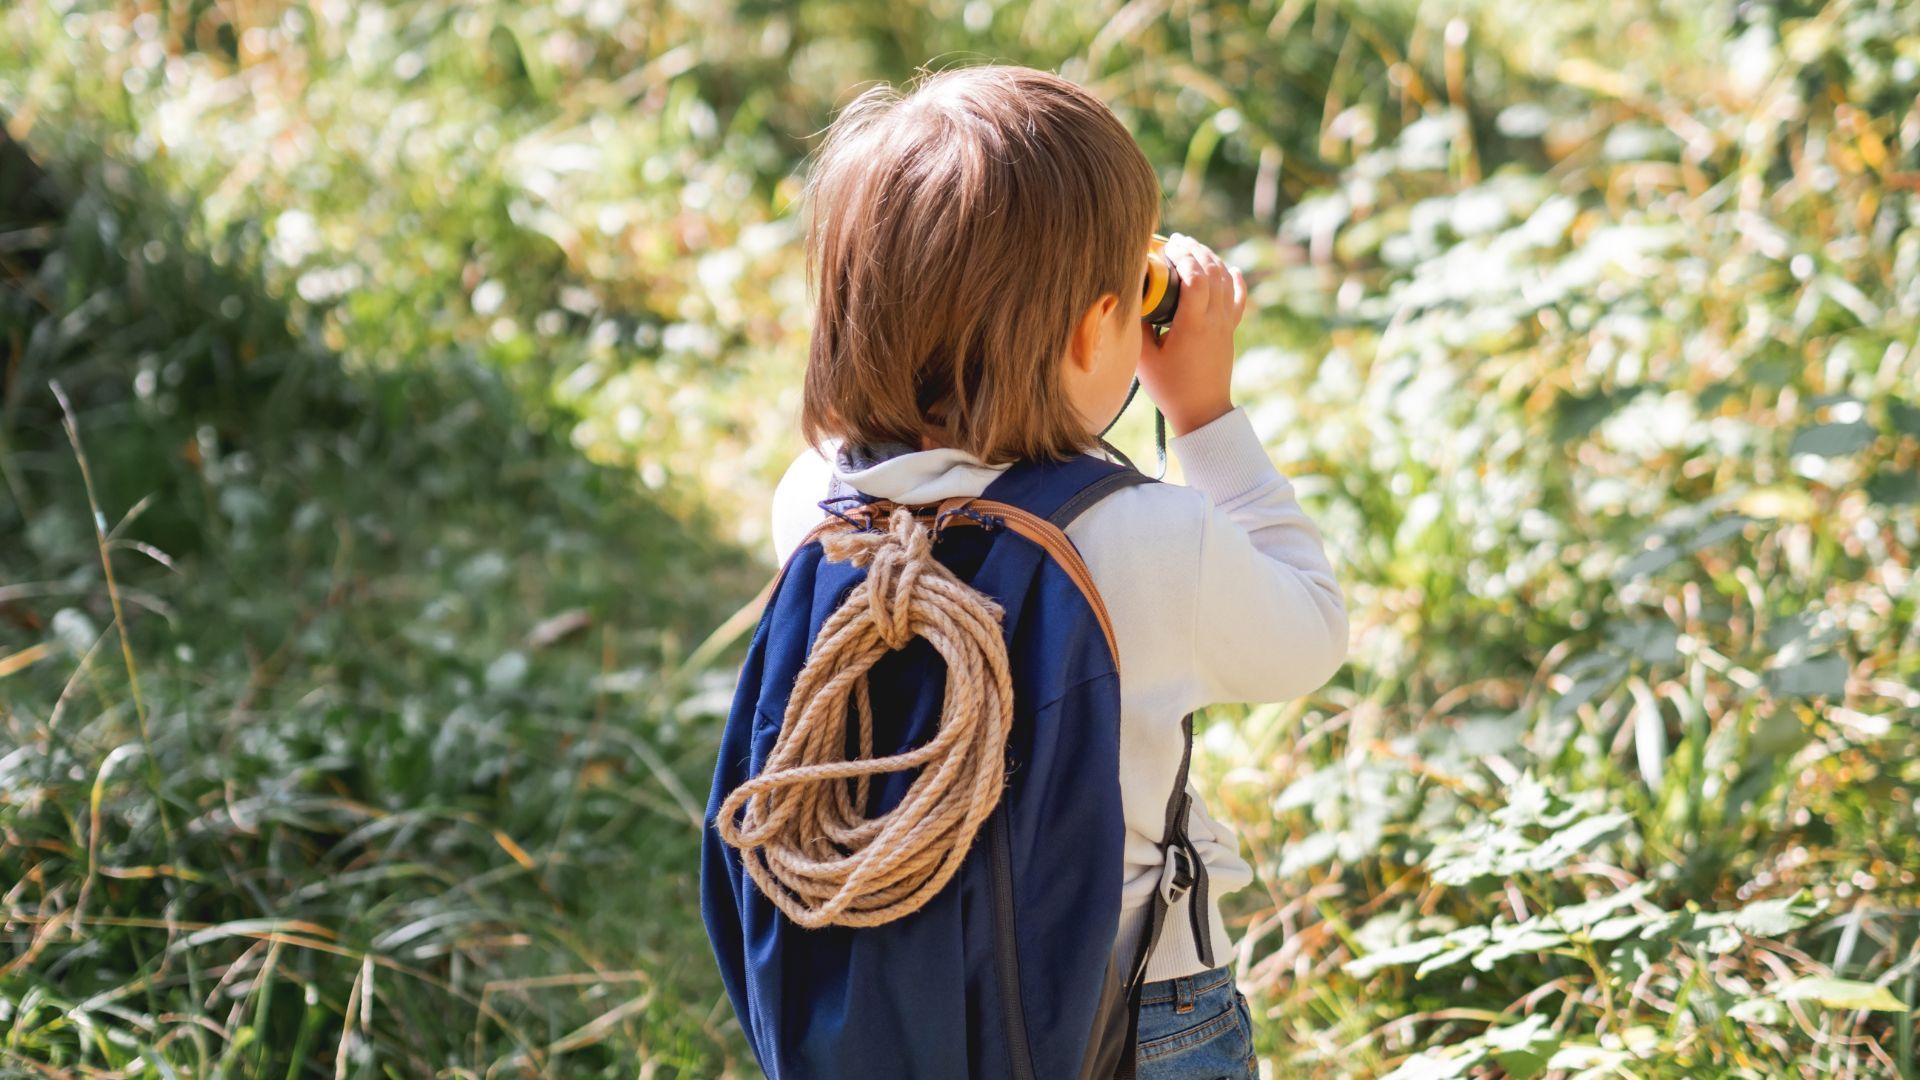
[{"x1": 1135, "y1": 965, "x2": 1257, "y2": 1079}]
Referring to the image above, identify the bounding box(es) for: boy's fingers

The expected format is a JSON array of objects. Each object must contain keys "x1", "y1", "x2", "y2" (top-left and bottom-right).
[
  {"x1": 1175, "y1": 238, "x2": 1216, "y2": 314},
  {"x1": 1169, "y1": 245, "x2": 1208, "y2": 314},
  {"x1": 1187, "y1": 238, "x2": 1232, "y2": 295},
  {"x1": 1202, "y1": 259, "x2": 1230, "y2": 313},
  {"x1": 1229, "y1": 265, "x2": 1246, "y2": 315}
]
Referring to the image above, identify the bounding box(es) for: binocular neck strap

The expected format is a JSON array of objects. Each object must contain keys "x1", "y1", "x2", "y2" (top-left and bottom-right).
[{"x1": 1096, "y1": 377, "x2": 1168, "y2": 481}]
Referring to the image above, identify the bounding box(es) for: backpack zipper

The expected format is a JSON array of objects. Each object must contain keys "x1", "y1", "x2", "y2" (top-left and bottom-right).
[{"x1": 989, "y1": 806, "x2": 1037, "y2": 1080}]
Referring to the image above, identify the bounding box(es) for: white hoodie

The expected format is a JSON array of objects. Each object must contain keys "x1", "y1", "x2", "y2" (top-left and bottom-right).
[{"x1": 769, "y1": 406, "x2": 1349, "y2": 981}]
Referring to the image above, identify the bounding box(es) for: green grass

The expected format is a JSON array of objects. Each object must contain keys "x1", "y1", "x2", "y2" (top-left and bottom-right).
[
  {"x1": 5, "y1": 0, "x2": 1920, "y2": 1075},
  {"x1": 1, "y1": 152, "x2": 762, "y2": 1075}
]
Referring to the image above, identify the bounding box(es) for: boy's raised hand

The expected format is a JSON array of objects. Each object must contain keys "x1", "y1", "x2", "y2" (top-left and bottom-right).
[{"x1": 1137, "y1": 233, "x2": 1246, "y2": 437}]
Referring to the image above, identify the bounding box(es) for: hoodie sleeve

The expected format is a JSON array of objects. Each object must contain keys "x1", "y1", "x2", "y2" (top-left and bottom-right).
[{"x1": 1168, "y1": 407, "x2": 1349, "y2": 705}]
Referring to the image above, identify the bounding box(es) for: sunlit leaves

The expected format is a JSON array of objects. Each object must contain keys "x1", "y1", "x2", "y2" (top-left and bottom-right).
[
  {"x1": 1788, "y1": 420, "x2": 1876, "y2": 457},
  {"x1": 1379, "y1": 1015, "x2": 1560, "y2": 1080},
  {"x1": 1426, "y1": 776, "x2": 1632, "y2": 885},
  {"x1": 1773, "y1": 977, "x2": 1912, "y2": 1013}
]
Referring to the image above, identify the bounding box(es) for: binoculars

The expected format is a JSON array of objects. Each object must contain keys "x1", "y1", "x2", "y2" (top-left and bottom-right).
[{"x1": 1141, "y1": 233, "x2": 1181, "y2": 327}]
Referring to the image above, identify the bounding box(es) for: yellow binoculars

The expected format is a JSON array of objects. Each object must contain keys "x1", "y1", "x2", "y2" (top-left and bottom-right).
[{"x1": 1141, "y1": 233, "x2": 1181, "y2": 327}]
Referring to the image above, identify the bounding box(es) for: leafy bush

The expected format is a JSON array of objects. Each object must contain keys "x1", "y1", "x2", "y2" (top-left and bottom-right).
[{"x1": 1191, "y1": 1, "x2": 1920, "y2": 1072}]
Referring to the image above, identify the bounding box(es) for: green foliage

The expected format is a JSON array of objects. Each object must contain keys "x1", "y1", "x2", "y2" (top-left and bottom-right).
[
  {"x1": 4, "y1": 0, "x2": 1920, "y2": 1076},
  {"x1": 1, "y1": 131, "x2": 760, "y2": 1075},
  {"x1": 1201, "y1": 0, "x2": 1920, "y2": 1070}
]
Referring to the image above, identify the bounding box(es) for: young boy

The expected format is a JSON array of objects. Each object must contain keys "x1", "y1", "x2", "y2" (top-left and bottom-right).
[{"x1": 767, "y1": 64, "x2": 1348, "y2": 1076}]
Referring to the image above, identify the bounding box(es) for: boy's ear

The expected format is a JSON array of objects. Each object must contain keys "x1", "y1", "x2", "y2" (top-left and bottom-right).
[{"x1": 1068, "y1": 293, "x2": 1121, "y2": 374}]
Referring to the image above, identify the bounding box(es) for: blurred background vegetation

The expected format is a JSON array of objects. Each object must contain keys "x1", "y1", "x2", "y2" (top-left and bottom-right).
[{"x1": 2, "y1": 0, "x2": 1918, "y2": 1075}]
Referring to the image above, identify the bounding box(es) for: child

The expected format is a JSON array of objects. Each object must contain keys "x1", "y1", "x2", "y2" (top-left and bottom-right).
[{"x1": 760, "y1": 64, "x2": 1348, "y2": 1077}]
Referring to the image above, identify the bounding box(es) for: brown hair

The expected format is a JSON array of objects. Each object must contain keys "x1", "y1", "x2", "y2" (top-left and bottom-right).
[{"x1": 798, "y1": 64, "x2": 1162, "y2": 464}]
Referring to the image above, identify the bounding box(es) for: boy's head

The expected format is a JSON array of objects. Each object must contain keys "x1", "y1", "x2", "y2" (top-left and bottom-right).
[{"x1": 799, "y1": 64, "x2": 1162, "y2": 464}]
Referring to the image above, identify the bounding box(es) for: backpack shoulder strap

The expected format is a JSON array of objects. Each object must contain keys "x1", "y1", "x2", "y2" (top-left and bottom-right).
[
  {"x1": 1107, "y1": 711, "x2": 1212, "y2": 1080},
  {"x1": 1047, "y1": 466, "x2": 1156, "y2": 531},
  {"x1": 1083, "y1": 709, "x2": 1213, "y2": 1080},
  {"x1": 978, "y1": 450, "x2": 1156, "y2": 525}
]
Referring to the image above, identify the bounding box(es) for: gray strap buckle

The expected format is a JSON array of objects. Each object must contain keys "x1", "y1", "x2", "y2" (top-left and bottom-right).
[{"x1": 1156, "y1": 843, "x2": 1195, "y2": 906}]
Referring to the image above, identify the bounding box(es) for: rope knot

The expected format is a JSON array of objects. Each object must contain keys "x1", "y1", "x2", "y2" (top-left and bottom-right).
[
  {"x1": 819, "y1": 507, "x2": 996, "y2": 651},
  {"x1": 820, "y1": 508, "x2": 925, "y2": 649}
]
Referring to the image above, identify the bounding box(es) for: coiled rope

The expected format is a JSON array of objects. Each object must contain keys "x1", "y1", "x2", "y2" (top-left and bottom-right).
[{"x1": 715, "y1": 506, "x2": 1014, "y2": 928}]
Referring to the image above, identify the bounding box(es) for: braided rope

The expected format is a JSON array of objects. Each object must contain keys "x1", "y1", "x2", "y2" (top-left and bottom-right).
[{"x1": 715, "y1": 506, "x2": 1014, "y2": 928}]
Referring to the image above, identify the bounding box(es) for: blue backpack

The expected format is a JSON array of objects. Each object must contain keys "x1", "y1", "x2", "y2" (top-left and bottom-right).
[{"x1": 701, "y1": 451, "x2": 1216, "y2": 1079}]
